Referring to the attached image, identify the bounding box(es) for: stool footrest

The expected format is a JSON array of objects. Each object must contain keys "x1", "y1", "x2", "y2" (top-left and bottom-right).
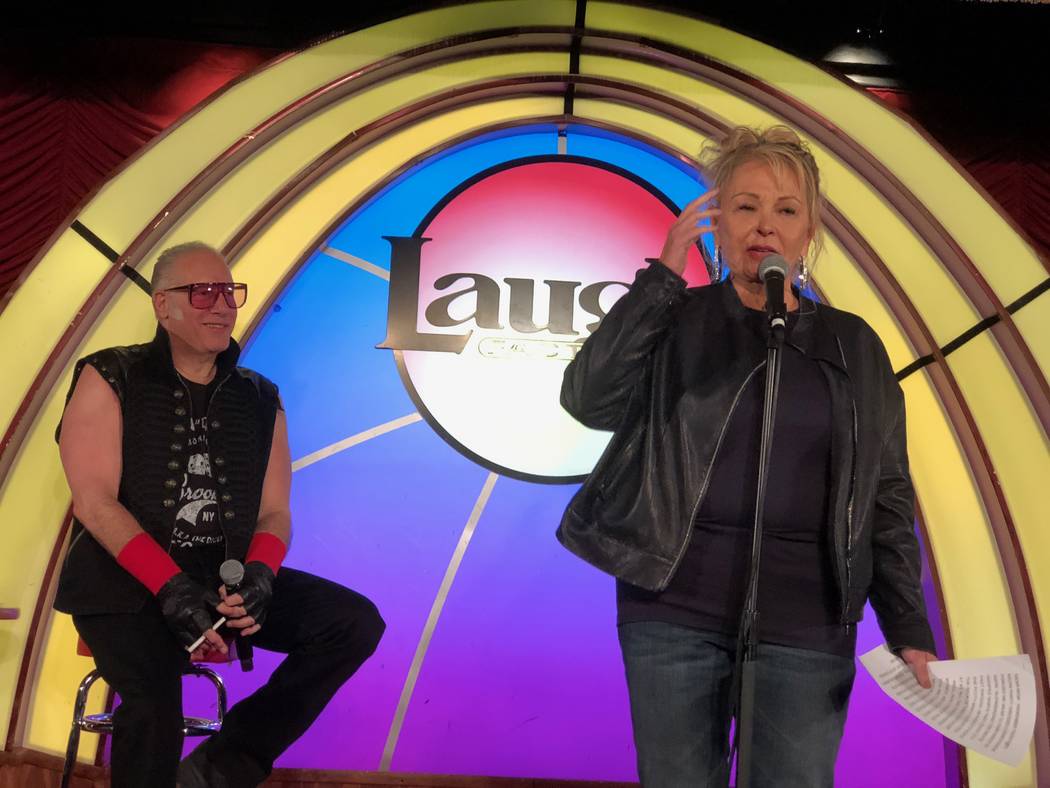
[
  {"x1": 61, "y1": 664, "x2": 227, "y2": 788},
  {"x1": 78, "y1": 712, "x2": 221, "y2": 737}
]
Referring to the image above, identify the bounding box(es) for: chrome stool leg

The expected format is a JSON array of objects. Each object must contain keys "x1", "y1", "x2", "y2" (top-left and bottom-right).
[
  {"x1": 60, "y1": 669, "x2": 104, "y2": 788},
  {"x1": 60, "y1": 664, "x2": 226, "y2": 786},
  {"x1": 182, "y1": 664, "x2": 227, "y2": 735}
]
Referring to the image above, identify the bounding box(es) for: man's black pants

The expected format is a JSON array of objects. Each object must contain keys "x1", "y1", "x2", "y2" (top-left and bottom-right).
[{"x1": 73, "y1": 567, "x2": 385, "y2": 788}]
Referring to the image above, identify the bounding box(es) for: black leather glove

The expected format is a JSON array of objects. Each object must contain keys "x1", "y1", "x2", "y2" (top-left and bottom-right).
[
  {"x1": 156, "y1": 572, "x2": 221, "y2": 649},
  {"x1": 237, "y1": 562, "x2": 275, "y2": 627}
]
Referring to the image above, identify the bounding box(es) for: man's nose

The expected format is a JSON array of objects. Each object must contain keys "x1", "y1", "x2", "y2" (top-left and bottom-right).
[{"x1": 210, "y1": 296, "x2": 234, "y2": 314}]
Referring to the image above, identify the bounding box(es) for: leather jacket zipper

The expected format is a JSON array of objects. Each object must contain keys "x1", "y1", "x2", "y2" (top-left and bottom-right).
[
  {"x1": 660, "y1": 362, "x2": 765, "y2": 590},
  {"x1": 836, "y1": 336, "x2": 857, "y2": 624},
  {"x1": 839, "y1": 403, "x2": 856, "y2": 626}
]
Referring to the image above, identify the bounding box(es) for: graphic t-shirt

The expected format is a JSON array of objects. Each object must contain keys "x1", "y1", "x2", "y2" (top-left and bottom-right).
[{"x1": 170, "y1": 377, "x2": 226, "y2": 584}]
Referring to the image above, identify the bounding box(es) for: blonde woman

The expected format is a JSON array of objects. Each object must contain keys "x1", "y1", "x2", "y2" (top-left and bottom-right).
[{"x1": 558, "y1": 126, "x2": 937, "y2": 787}]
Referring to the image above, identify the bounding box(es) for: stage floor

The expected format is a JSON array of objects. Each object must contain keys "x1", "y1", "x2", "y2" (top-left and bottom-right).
[{"x1": 0, "y1": 747, "x2": 638, "y2": 788}]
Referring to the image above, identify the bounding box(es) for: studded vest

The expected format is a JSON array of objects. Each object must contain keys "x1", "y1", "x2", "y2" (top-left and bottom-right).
[{"x1": 54, "y1": 327, "x2": 280, "y2": 615}]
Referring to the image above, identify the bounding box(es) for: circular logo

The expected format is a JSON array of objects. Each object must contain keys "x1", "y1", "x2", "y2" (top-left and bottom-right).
[{"x1": 378, "y1": 157, "x2": 707, "y2": 481}]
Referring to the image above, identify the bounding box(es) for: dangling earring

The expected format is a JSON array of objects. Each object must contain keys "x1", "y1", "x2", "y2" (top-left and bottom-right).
[
  {"x1": 714, "y1": 248, "x2": 724, "y2": 282},
  {"x1": 798, "y1": 256, "x2": 810, "y2": 292}
]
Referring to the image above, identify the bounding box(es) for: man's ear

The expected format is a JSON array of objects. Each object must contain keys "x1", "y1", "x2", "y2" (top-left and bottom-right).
[{"x1": 152, "y1": 291, "x2": 167, "y2": 321}]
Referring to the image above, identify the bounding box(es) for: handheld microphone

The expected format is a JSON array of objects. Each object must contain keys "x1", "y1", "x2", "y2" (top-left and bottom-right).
[
  {"x1": 219, "y1": 558, "x2": 254, "y2": 672},
  {"x1": 758, "y1": 255, "x2": 789, "y2": 340}
]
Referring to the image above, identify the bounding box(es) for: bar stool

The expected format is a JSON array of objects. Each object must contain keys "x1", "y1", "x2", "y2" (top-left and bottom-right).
[{"x1": 60, "y1": 638, "x2": 227, "y2": 788}]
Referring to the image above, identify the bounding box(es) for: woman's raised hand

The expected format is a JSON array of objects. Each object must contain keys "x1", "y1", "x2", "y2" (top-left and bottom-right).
[{"x1": 658, "y1": 188, "x2": 720, "y2": 277}]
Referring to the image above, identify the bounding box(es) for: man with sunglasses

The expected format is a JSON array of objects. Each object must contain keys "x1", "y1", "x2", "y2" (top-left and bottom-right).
[{"x1": 55, "y1": 242, "x2": 385, "y2": 788}]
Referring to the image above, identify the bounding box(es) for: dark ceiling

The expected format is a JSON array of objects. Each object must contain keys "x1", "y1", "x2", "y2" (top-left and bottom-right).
[
  {"x1": 4, "y1": 0, "x2": 1048, "y2": 125},
  {"x1": 3, "y1": 1, "x2": 1046, "y2": 80}
]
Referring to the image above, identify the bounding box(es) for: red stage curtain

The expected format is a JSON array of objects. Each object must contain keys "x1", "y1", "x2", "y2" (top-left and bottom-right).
[
  {"x1": 961, "y1": 139, "x2": 1050, "y2": 269},
  {"x1": 869, "y1": 87, "x2": 1050, "y2": 268},
  {"x1": 0, "y1": 38, "x2": 274, "y2": 296}
]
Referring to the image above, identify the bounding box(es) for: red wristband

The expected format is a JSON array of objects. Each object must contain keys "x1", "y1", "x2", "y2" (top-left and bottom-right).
[
  {"x1": 245, "y1": 532, "x2": 286, "y2": 575},
  {"x1": 116, "y1": 533, "x2": 180, "y2": 595}
]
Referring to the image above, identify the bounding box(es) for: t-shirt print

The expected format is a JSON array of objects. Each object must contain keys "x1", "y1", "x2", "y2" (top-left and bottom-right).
[{"x1": 171, "y1": 413, "x2": 224, "y2": 549}]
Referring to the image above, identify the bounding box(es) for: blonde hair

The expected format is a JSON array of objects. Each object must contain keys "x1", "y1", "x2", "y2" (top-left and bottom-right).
[{"x1": 701, "y1": 125, "x2": 824, "y2": 263}]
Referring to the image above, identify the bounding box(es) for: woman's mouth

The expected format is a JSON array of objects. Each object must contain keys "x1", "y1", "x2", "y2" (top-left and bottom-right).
[{"x1": 746, "y1": 245, "x2": 779, "y2": 261}]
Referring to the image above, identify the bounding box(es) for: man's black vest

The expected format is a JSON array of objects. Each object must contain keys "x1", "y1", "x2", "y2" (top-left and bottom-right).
[{"x1": 54, "y1": 327, "x2": 280, "y2": 615}]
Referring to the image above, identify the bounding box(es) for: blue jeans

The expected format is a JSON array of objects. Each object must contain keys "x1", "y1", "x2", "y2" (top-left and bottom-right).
[{"x1": 618, "y1": 622, "x2": 855, "y2": 788}]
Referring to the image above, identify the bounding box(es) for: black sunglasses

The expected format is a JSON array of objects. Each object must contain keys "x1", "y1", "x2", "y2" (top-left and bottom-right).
[{"x1": 163, "y1": 282, "x2": 248, "y2": 309}]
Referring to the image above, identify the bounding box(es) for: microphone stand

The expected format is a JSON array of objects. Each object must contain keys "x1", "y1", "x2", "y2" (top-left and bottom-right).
[{"x1": 729, "y1": 314, "x2": 784, "y2": 788}]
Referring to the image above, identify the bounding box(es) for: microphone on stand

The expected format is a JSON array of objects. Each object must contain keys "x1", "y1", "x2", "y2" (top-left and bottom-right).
[
  {"x1": 735, "y1": 253, "x2": 791, "y2": 788},
  {"x1": 219, "y1": 559, "x2": 254, "y2": 672},
  {"x1": 758, "y1": 254, "x2": 789, "y2": 341}
]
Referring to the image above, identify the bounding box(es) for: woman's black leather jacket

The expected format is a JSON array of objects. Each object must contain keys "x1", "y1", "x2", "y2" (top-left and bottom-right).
[{"x1": 557, "y1": 263, "x2": 935, "y2": 652}]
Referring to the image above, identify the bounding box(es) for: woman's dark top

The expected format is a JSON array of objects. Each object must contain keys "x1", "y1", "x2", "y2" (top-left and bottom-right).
[{"x1": 617, "y1": 308, "x2": 856, "y2": 657}]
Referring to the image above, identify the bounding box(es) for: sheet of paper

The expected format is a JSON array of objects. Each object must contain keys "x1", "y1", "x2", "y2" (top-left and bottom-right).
[{"x1": 859, "y1": 644, "x2": 1036, "y2": 767}]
